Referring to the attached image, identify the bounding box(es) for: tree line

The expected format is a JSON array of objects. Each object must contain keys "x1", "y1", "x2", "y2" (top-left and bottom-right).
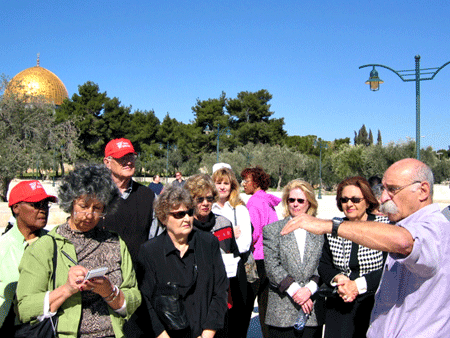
[{"x1": 1, "y1": 77, "x2": 449, "y2": 200}]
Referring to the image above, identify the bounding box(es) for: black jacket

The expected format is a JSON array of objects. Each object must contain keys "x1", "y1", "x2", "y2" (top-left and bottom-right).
[
  {"x1": 138, "y1": 229, "x2": 229, "y2": 338},
  {"x1": 101, "y1": 180, "x2": 155, "y2": 266}
]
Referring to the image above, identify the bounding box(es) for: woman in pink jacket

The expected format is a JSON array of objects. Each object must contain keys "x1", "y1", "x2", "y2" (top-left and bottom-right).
[{"x1": 241, "y1": 166, "x2": 281, "y2": 338}]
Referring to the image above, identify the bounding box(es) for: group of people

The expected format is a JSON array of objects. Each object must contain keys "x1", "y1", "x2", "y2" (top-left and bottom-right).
[{"x1": 1, "y1": 136, "x2": 450, "y2": 338}]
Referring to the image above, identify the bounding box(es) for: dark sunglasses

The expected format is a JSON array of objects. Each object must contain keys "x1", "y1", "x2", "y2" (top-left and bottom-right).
[
  {"x1": 287, "y1": 198, "x2": 306, "y2": 204},
  {"x1": 196, "y1": 196, "x2": 214, "y2": 203},
  {"x1": 339, "y1": 197, "x2": 363, "y2": 204},
  {"x1": 23, "y1": 200, "x2": 51, "y2": 210},
  {"x1": 169, "y1": 209, "x2": 194, "y2": 219}
]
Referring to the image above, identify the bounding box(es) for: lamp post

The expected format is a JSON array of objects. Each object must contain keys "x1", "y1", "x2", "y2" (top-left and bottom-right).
[
  {"x1": 359, "y1": 55, "x2": 450, "y2": 160},
  {"x1": 314, "y1": 139, "x2": 327, "y2": 199},
  {"x1": 204, "y1": 123, "x2": 231, "y2": 163}
]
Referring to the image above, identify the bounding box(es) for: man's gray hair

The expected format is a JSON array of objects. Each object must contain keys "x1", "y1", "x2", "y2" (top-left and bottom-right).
[{"x1": 414, "y1": 162, "x2": 434, "y2": 196}]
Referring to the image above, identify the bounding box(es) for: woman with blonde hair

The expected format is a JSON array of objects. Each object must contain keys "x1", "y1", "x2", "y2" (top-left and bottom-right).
[
  {"x1": 212, "y1": 165, "x2": 253, "y2": 337},
  {"x1": 280, "y1": 180, "x2": 318, "y2": 218},
  {"x1": 264, "y1": 179, "x2": 324, "y2": 338},
  {"x1": 212, "y1": 166, "x2": 252, "y2": 254},
  {"x1": 185, "y1": 174, "x2": 244, "y2": 338}
]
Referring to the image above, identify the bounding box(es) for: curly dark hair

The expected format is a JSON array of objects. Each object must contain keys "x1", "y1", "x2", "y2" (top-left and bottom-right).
[
  {"x1": 336, "y1": 176, "x2": 379, "y2": 213},
  {"x1": 58, "y1": 164, "x2": 120, "y2": 214},
  {"x1": 240, "y1": 166, "x2": 271, "y2": 191}
]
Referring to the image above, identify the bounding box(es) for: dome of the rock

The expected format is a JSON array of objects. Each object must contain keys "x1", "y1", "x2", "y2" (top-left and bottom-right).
[{"x1": 4, "y1": 56, "x2": 68, "y2": 106}]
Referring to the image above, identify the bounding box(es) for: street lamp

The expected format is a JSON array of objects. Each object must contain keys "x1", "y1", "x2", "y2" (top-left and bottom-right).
[
  {"x1": 314, "y1": 139, "x2": 327, "y2": 199},
  {"x1": 359, "y1": 55, "x2": 450, "y2": 160},
  {"x1": 204, "y1": 123, "x2": 231, "y2": 162}
]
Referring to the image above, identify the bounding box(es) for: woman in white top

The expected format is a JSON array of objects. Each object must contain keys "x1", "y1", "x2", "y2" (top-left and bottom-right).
[{"x1": 212, "y1": 165, "x2": 253, "y2": 338}]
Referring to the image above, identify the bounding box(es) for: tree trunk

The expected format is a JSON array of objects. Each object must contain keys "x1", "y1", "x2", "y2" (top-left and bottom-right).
[{"x1": 0, "y1": 177, "x2": 12, "y2": 202}]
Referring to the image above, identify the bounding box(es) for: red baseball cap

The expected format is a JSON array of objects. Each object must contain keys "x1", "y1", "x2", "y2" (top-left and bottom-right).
[
  {"x1": 8, "y1": 180, "x2": 57, "y2": 207},
  {"x1": 104, "y1": 138, "x2": 137, "y2": 158}
]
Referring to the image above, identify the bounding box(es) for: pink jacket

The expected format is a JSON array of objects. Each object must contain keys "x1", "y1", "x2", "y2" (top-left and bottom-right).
[{"x1": 247, "y1": 190, "x2": 281, "y2": 260}]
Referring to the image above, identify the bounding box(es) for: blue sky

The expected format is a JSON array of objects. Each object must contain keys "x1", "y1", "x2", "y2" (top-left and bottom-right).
[{"x1": 2, "y1": 0, "x2": 450, "y2": 151}]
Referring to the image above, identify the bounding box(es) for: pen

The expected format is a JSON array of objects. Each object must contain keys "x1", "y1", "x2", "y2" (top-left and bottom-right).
[{"x1": 61, "y1": 250, "x2": 77, "y2": 265}]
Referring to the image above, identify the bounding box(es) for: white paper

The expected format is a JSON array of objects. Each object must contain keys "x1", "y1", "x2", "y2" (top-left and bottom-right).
[{"x1": 221, "y1": 253, "x2": 241, "y2": 278}]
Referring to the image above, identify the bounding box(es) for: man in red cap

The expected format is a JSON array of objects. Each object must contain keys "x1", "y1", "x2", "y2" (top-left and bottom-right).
[
  {"x1": 102, "y1": 138, "x2": 155, "y2": 337},
  {"x1": 0, "y1": 180, "x2": 56, "y2": 332}
]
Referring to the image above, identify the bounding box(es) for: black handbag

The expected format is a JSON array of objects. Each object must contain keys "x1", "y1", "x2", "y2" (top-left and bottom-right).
[
  {"x1": 151, "y1": 283, "x2": 190, "y2": 331},
  {"x1": 14, "y1": 236, "x2": 58, "y2": 338},
  {"x1": 151, "y1": 256, "x2": 198, "y2": 331}
]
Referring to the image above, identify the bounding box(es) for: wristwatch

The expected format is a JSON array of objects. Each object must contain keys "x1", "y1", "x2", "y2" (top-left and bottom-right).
[{"x1": 331, "y1": 217, "x2": 344, "y2": 237}]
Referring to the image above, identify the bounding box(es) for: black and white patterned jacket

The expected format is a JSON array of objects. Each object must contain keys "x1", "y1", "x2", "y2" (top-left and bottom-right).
[{"x1": 318, "y1": 214, "x2": 390, "y2": 296}]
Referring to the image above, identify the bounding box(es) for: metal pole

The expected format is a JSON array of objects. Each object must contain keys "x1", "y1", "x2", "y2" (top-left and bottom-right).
[
  {"x1": 318, "y1": 143, "x2": 323, "y2": 199},
  {"x1": 166, "y1": 141, "x2": 169, "y2": 176},
  {"x1": 415, "y1": 55, "x2": 421, "y2": 160},
  {"x1": 216, "y1": 124, "x2": 220, "y2": 163}
]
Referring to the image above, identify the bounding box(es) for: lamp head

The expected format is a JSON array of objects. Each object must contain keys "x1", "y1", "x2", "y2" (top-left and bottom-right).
[
  {"x1": 204, "y1": 125, "x2": 212, "y2": 134},
  {"x1": 365, "y1": 66, "x2": 384, "y2": 91}
]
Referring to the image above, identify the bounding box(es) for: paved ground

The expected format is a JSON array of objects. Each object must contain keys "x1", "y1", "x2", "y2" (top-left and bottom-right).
[{"x1": 1, "y1": 179, "x2": 449, "y2": 337}]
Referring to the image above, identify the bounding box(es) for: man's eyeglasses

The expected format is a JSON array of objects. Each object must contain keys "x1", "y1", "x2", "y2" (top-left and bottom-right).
[
  {"x1": 23, "y1": 200, "x2": 52, "y2": 210},
  {"x1": 288, "y1": 198, "x2": 306, "y2": 204},
  {"x1": 382, "y1": 181, "x2": 422, "y2": 197},
  {"x1": 340, "y1": 197, "x2": 363, "y2": 204},
  {"x1": 110, "y1": 154, "x2": 137, "y2": 166},
  {"x1": 196, "y1": 196, "x2": 214, "y2": 204},
  {"x1": 169, "y1": 209, "x2": 194, "y2": 219}
]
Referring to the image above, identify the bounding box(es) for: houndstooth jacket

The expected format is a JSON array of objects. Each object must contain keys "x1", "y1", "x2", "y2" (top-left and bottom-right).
[
  {"x1": 263, "y1": 217, "x2": 325, "y2": 328},
  {"x1": 318, "y1": 214, "x2": 390, "y2": 297}
]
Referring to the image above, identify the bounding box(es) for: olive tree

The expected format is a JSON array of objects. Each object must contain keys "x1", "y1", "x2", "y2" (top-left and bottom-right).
[{"x1": 0, "y1": 76, "x2": 79, "y2": 201}]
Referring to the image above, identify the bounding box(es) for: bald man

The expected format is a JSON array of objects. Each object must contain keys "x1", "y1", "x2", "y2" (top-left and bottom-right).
[{"x1": 281, "y1": 158, "x2": 450, "y2": 337}]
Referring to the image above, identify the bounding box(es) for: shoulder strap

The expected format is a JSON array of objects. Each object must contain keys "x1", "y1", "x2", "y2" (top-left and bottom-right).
[{"x1": 48, "y1": 235, "x2": 58, "y2": 290}]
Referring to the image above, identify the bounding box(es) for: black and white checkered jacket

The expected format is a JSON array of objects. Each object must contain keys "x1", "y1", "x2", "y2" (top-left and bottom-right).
[{"x1": 319, "y1": 214, "x2": 391, "y2": 292}]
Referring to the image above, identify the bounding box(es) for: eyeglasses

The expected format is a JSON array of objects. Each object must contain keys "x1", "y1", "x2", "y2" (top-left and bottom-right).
[
  {"x1": 23, "y1": 200, "x2": 52, "y2": 210},
  {"x1": 74, "y1": 211, "x2": 106, "y2": 218},
  {"x1": 196, "y1": 196, "x2": 214, "y2": 203},
  {"x1": 111, "y1": 154, "x2": 137, "y2": 166},
  {"x1": 382, "y1": 181, "x2": 421, "y2": 197},
  {"x1": 340, "y1": 197, "x2": 363, "y2": 204},
  {"x1": 287, "y1": 198, "x2": 306, "y2": 204},
  {"x1": 169, "y1": 209, "x2": 194, "y2": 219}
]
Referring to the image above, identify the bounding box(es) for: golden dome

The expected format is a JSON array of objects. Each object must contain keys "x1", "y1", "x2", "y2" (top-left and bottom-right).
[{"x1": 5, "y1": 56, "x2": 68, "y2": 106}]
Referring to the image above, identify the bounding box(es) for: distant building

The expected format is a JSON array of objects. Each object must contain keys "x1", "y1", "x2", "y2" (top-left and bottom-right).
[{"x1": 4, "y1": 54, "x2": 68, "y2": 107}]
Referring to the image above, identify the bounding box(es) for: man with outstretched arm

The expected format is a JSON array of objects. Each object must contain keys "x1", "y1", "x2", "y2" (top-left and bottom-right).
[{"x1": 281, "y1": 158, "x2": 450, "y2": 337}]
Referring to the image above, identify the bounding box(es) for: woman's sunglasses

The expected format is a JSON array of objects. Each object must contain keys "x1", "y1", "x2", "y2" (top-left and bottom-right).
[
  {"x1": 169, "y1": 209, "x2": 194, "y2": 219},
  {"x1": 339, "y1": 197, "x2": 363, "y2": 204},
  {"x1": 287, "y1": 198, "x2": 306, "y2": 204},
  {"x1": 195, "y1": 196, "x2": 214, "y2": 203}
]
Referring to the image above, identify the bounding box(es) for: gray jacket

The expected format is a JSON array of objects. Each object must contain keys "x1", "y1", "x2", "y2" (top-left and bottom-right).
[{"x1": 263, "y1": 217, "x2": 325, "y2": 328}]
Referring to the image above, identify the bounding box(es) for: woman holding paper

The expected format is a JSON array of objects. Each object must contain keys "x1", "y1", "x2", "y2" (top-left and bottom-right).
[
  {"x1": 184, "y1": 174, "x2": 246, "y2": 338},
  {"x1": 16, "y1": 164, "x2": 141, "y2": 338}
]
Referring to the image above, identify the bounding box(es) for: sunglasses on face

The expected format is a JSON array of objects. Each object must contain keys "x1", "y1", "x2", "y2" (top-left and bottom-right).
[
  {"x1": 24, "y1": 200, "x2": 51, "y2": 210},
  {"x1": 340, "y1": 197, "x2": 363, "y2": 204},
  {"x1": 196, "y1": 196, "x2": 214, "y2": 203},
  {"x1": 287, "y1": 198, "x2": 306, "y2": 204},
  {"x1": 169, "y1": 209, "x2": 194, "y2": 219},
  {"x1": 111, "y1": 154, "x2": 137, "y2": 165}
]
